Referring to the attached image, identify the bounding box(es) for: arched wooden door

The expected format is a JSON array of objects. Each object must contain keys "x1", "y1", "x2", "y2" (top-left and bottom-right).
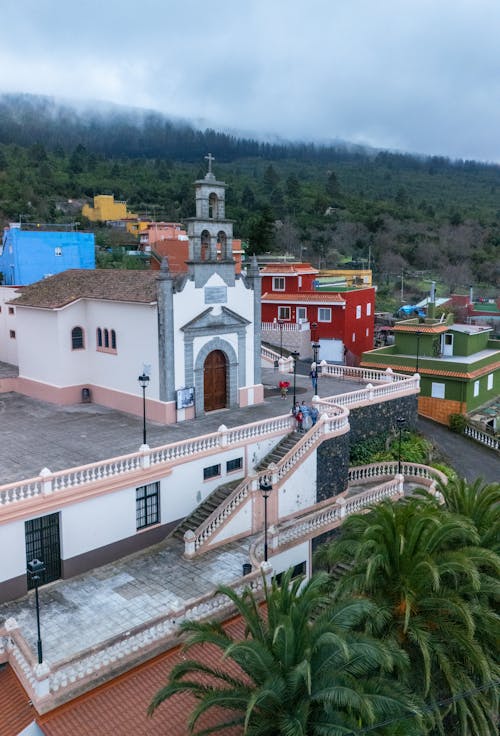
[{"x1": 203, "y1": 350, "x2": 227, "y2": 411}]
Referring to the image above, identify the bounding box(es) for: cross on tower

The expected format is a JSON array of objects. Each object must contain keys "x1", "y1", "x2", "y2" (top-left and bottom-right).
[{"x1": 204, "y1": 152, "x2": 215, "y2": 174}]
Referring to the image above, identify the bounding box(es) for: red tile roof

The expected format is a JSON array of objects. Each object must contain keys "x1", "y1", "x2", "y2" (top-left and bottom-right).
[
  {"x1": 262, "y1": 292, "x2": 345, "y2": 304},
  {"x1": 260, "y1": 263, "x2": 319, "y2": 275},
  {"x1": 360, "y1": 359, "x2": 500, "y2": 379},
  {"x1": 38, "y1": 617, "x2": 247, "y2": 736},
  {"x1": 10, "y1": 270, "x2": 159, "y2": 309},
  {"x1": 0, "y1": 664, "x2": 36, "y2": 736}
]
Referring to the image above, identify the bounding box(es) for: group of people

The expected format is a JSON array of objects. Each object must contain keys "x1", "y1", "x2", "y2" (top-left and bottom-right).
[{"x1": 292, "y1": 400, "x2": 319, "y2": 432}]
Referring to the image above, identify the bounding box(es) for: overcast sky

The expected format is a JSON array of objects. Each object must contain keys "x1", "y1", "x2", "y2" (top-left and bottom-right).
[{"x1": 1, "y1": 0, "x2": 500, "y2": 162}]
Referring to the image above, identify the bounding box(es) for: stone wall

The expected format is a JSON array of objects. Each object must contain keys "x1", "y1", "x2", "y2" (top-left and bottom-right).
[
  {"x1": 261, "y1": 327, "x2": 313, "y2": 359},
  {"x1": 315, "y1": 394, "x2": 418, "y2": 502},
  {"x1": 348, "y1": 394, "x2": 418, "y2": 447},
  {"x1": 316, "y1": 433, "x2": 350, "y2": 501}
]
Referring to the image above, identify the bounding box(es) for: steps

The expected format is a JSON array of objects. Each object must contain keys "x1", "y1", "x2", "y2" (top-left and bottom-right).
[
  {"x1": 255, "y1": 432, "x2": 299, "y2": 471},
  {"x1": 173, "y1": 478, "x2": 242, "y2": 540},
  {"x1": 173, "y1": 433, "x2": 301, "y2": 542}
]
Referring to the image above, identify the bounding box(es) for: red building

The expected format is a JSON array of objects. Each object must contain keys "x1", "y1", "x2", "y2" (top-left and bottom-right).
[{"x1": 260, "y1": 263, "x2": 375, "y2": 362}]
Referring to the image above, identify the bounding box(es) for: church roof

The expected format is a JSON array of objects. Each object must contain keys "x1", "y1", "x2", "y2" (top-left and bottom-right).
[{"x1": 9, "y1": 269, "x2": 159, "y2": 309}]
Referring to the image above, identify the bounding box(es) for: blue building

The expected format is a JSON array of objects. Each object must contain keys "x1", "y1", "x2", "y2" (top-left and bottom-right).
[{"x1": 0, "y1": 226, "x2": 95, "y2": 286}]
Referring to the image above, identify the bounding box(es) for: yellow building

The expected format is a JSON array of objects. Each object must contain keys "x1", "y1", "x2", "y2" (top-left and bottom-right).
[
  {"x1": 319, "y1": 269, "x2": 372, "y2": 287},
  {"x1": 82, "y1": 195, "x2": 149, "y2": 236}
]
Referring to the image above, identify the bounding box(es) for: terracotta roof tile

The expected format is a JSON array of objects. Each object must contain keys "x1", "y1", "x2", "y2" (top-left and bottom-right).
[
  {"x1": 262, "y1": 292, "x2": 345, "y2": 304},
  {"x1": 38, "y1": 617, "x2": 247, "y2": 736},
  {"x1": 393, "y1": 324, "x2": 449, "y2": 334},
  {"x1": 260, "y1": 263, "x2": 318, "y2": 275},
  {"x1": 360, "y1": 359, "x2": 500, "y2": 379},
  {"x1": 0, "y1": 664, "x2": 36, "y2": 736},
  {"x1": 10, "y1": 270, "x2": 159, "y2": 309}
]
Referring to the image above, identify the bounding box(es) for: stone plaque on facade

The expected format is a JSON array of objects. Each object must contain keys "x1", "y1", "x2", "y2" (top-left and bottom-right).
[{"x1": 204, "y1": 286, "x2": 227, "y2": 304}]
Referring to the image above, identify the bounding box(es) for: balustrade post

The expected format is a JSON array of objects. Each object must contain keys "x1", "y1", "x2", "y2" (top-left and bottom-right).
[
  {"x1": 337, "y1": 496, "x2": 346, "y2": 519},
  {"x1": 269, "y1": 525, "x2": 279, "y2": 551},
  {"x1": 39, "y1": 468, "x2": 53, "y2": 495},
  {"x1": 366, "y1": 383, "x2": 374, "y2": 401},
  {"x1": 218, "y1": 424, "x2": 228, "y2": 447},
  {"x1": 319, "y1": 359, "x2": 327, "y2": 376},
  {"x1": 139, "y1": 444, "x2": 151, "y2": 469},
  {"x1": 385, "y1": 367, "x2": 394, "y2": 381},
  {"x1": 33, "y1": 661, "x2": 51, "y2": 698},
  {"x1": 260, "y1": 560, "x2": 273, "y2": 584},
  {"x1": 267, "y1": 462, "x2": 279, "y2": 486},
  {"x1": 321, "y1": 413, "x2": 330, "y2": 434},
  {"x1": 395, "y1": 473, "x2": 404, "y2": 495},
  {"x1": 184, "y1": 530, "x2": 196, "y2": 559}
]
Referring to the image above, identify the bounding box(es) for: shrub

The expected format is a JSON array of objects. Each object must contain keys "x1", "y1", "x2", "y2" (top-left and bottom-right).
[{"x1": 449, "y1": 413, "x2": 466, "y2": 434}]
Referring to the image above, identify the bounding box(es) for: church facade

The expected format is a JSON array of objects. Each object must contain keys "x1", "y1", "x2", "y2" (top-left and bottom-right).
[{"x1": 5, "y1": 160, "x2": 264, "y2": 424}]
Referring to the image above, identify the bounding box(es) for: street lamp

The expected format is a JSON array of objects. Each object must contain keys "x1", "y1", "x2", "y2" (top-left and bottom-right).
[
  {"x1": 273, "y1": 317, "x2": 284, "y2": 357},
  {"x1": 137, "y1": 373, "x2": 150, "y2": 445},
  {"x1": 312, "y1": 341, "x2": 320, "y2": 365},
  {"x1": 27, "y1": 558, "x2": 46, "y2": 664},
  {"x1": 259, "y1": 475, "x2": 273, "y2": 562},
  {"x1": 415, "y1": 330, "x2": 422, "y2": 373},
  {"x1": 311, "y1": 321, "x2": 318, "y2": 342},
  {"x1": 291, "y1": 350, "x2": 300, "y2": 407},
  {"x1": 396, "y1": 416, "x2": 406, "y2": 475}
]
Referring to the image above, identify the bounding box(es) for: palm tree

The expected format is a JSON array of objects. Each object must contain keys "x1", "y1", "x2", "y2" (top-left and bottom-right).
[
  {"x1": 437, "y1": 477, "x2": 500, "y2": 553},
  {"x1": 148, "y1": 569, "x2": 420, "y2": 735},
  {"x1": 316, "y1": 497, "x2": 500, "y2": 736}
]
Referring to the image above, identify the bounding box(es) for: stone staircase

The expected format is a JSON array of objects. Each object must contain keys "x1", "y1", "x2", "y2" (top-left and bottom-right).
[
  {"x1": 172, "y1": 433, "x2": 300, "y2": 542},
  {"x1": 173, "y1": 478, "x2": 242, "y2": 540},
  {"x1": 255, "y1": 432, "x2": 299, "y2": 471}
]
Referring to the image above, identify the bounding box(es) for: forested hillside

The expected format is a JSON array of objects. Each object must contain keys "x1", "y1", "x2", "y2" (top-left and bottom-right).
[{"x1": 0, "y1": 93, "x2": 498, "y2": 304}]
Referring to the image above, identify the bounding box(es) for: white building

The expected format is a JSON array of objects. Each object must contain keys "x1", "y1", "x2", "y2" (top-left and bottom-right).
[{"x1": 4, "y1": 163, "x2": 263, "y2": 423}]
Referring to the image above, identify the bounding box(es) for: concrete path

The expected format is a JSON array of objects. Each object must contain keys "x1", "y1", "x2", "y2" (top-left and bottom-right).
[{"x1": 417, "y1": 417, "x2": 499, "y2": 483}]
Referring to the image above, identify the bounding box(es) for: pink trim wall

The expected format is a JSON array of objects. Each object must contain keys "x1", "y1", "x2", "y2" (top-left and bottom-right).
[
  {"x1": 239, "y1": 384, "x2": 264, "y2": 408},
  {"x1": 9, "y1": 377, "x2": 177, "y2": 424}
]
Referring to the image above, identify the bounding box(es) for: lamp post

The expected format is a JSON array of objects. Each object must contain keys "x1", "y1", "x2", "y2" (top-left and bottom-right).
[
  {"x1": 137, "y1": 373, "x2": 150, "y2": 445},
  {"x1": 311, "y1": 321, "x2": 318, "y2": 342},
  {"x1": 396, "y1": 416, "x2": 406, "y2": 475},
  {"x1": 291, "y1": 350, "x2": 300, "y2": 407},
  {"x1": 273, "y1": 317, "x2": 285, "y2": 357},
  {"x1": 415, "y1": 330, "x2": 422, "y2": 373},
  {"x1": 27, "y1": 559, "x2": 46, "y2": 664},
  {"x1": 259, "y1": 475, "x2": 273, "y2": 562}
]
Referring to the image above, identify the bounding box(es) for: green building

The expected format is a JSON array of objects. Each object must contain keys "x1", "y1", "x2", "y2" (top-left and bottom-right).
[{"x1": 361, "y1": 318, "x2": 500, "y2": 425}]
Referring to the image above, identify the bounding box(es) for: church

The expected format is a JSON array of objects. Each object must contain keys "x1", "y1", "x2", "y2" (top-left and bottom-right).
[{"x1": 6, "y1": 158, "x2": 264, "y2": 424}]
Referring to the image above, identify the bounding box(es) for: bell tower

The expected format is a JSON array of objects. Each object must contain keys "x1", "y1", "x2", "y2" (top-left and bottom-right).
[{"x1": 185, "y1": 154, "x2": 235, "y2": 286}]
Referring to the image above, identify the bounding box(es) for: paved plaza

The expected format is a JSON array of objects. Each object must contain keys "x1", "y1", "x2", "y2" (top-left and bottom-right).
[
  {"x1": 0, "y1": 535, "x2": 253, "y2": 666},
  {"x1": 0, "y1": 364, "x2": 361, "y2": 483}
]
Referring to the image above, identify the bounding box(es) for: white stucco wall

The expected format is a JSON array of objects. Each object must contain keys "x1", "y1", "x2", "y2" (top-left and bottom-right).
[
  {"x1": 0, "y1": 287, "x2": 20, "y2": 365},
  {"x1": 269, "y1": 540, "x2": 310, "y2": 579},
  {"x1": 278, "y1": 451, "x2": 317, "y2": 517},
  {"x1": 0, "y1": 519, "x2": 26, "y2": 583}
]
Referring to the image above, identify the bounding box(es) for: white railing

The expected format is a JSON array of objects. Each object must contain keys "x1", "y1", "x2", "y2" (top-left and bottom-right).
[
  {"x1": 464, "y1": 424, "x2": 499, "y2": 452},
  {"x1": 0, "y1": 416, "x2": 294, "y2": 510},
  {"x1": 348, "y1": 462, "x2": 447, "y2": 486},
  {"x1": 261, "y1": 345, "x2": 281, "y2": 363},
  {"x1": 186, "y1": 407, "x2": 350, "y2": 556},
  {"x1": 262, "y1": 321, "x2": 310, "y2": 332},
  {"x1": 250, "y1": 476, "x2": 405, "y2": 564}
]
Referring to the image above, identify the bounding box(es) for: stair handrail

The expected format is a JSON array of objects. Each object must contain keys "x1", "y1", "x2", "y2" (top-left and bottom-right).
[{"x1": 186, "y1": 406, "x2": 350, "y2": 555}]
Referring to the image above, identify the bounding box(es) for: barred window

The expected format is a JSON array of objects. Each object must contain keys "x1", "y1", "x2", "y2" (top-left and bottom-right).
[
  {"x1": 226, "y1": 457, "x2": 243, "y2": 473},
  {"x1": 136, "y1": 482, "x2": 160, "y2": 529},
  {"x1": 203, "y1": 464, "x2": 221, "y2": 480}
]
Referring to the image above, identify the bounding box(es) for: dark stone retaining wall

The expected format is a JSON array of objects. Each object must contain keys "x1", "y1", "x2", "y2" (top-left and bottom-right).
[{"x1": 316, "y1": 394, "x2": 418, "y2": 502}]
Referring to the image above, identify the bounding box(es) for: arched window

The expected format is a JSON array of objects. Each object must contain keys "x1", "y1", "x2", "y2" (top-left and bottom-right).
[
  {"x1": 200, "y1": 230, "x2": 210, "y2": 261},
  {"x1": 208, "y1": 192, "x2": 218, "y2": 219},
  {"x1": 111, "y1": 330, "x2": 117, "y2": 350},
  {"x1": 97, "y1": 328, "x2": 102, "y2": 347},
  {"x1": 104, "y1": 329, "x2": 109, "y2": 348},
  {"x1": 217, "y1": 230, "x2": 227, "y2": 260},
  {"x1": 71, "y1": 326, "x2": 84, "y2": 350}
]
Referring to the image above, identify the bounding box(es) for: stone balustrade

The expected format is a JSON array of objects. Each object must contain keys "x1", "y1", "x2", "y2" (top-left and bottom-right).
[
  {"x1": 0, "y1": 564, "x2": 273, "y2": 714},
  {"x1": 464, "y1": 424, "x2": 499, "y2": 452}
]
